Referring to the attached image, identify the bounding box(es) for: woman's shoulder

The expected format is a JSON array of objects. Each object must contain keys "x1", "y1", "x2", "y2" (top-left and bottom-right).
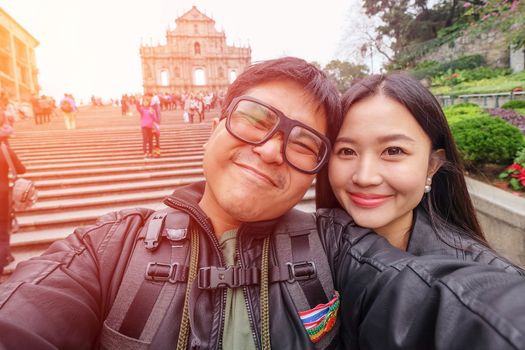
[
  {"x1": 409, "y1": 209, "x2": 525, "y2": 275},
  {"x1": 457, "y1": 233, "x2": 525, "y2": 274}
]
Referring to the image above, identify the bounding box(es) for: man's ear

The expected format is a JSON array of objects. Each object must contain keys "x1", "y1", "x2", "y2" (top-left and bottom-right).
[
  {"x1": 428, "y1": 149, "x2": 446, "y2": 177},
  {"x1": 203, "y1": 117, "x2": 221, "y2": 150},
  {"x1": 211, "y1": 117, "x2": 220, "y2": 132}
]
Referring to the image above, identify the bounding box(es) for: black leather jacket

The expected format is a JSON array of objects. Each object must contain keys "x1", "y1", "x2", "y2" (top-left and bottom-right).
[
  {"x1": 407, "y1": 207, "x2": 523, "y2": 274},
  {"x1": 317, "y1": 208, "x2": 525, "y2": 350},
  {"x1": 0, "y1": 182, "x2": 338, "y2": 350}
]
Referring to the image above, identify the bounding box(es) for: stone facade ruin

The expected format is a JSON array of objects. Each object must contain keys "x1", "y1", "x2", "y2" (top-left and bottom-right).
[{"x1": 140, "y1": 6, "x2": 251, "y2": 94}]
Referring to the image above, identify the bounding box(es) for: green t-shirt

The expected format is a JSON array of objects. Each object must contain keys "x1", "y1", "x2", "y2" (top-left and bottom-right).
[{"x1": 219, "y1": 229, "x2": 257, "y2": 350}]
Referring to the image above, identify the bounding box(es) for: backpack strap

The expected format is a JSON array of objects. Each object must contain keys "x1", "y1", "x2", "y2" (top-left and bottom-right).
[
  {"x1": 103, "y1": 208, "x2": 191, "y2": 343},
  {"x1": 273, "y1": 210, "x2": 340, "y2": 348},
  {"x1": 273, "y1": 210, "x2": 335, "y2": 310},
  {"x1": 289, "y1": 230, "x2": 329, "y2": 308}
]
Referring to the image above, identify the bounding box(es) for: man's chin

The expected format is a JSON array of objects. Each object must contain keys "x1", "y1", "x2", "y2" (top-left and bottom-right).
[{"x1": 224, "y1": 202, "x2": 289, "y2": 223}]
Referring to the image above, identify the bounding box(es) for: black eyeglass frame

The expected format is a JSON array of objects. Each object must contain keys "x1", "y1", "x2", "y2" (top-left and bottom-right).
[{"x1": 222, "y1": 95, "x2": 331, "y2": 175}]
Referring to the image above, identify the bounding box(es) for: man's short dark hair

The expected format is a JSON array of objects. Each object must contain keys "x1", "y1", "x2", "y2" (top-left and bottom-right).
[{"x1": 221, "y1": 56, "x2": 341, "y2": 141}]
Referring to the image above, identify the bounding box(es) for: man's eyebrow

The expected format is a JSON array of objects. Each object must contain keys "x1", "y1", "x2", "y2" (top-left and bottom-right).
[{"x1": 335, "y1": 134, "x2": 416, "y2": 143}]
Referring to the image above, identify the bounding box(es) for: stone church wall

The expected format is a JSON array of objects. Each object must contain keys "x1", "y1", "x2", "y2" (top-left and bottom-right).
[{"x1": 417, "y1": 29, "x2": 509, "y2": 68}]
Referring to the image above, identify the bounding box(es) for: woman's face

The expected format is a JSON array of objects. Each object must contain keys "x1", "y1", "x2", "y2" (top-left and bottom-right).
[{"x1": 329, "y1": 94, "x2": 443, "y2": 242}]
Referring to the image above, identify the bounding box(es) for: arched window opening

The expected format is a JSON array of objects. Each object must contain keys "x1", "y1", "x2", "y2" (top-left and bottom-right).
[
  {"x1": 229, "y1": 70, "x2": 237, "y2": 83},
  {"x1": 194, "y1": 68, "x2": 206, "y2": 86},
  {"x1": 160, "y1": 70, "x2": 169, "y2": 86},
  {"x1": 194, "y1": 42, "x2": 201, "y2": 55}
]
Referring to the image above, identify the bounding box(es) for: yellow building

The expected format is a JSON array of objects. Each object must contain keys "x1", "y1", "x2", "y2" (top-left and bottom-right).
[
  {"x1": 140, "y1": 6, "x2": 251, "y2": 93},
  {"x1": 0, "y1": 7, "x2": 39, "y2": 102}
]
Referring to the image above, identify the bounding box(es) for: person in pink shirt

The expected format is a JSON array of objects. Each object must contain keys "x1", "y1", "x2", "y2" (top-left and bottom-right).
[{"x1": 136, "y1": 96, "x2": 159, "y2": 158}]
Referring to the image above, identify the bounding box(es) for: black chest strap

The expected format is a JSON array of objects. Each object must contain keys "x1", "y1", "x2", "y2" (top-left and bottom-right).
[
  {"x1": 118, "y1": 210, "x2": 190, "y2": 339},
  {"x1": 290, "y1": 233, "x2": 328, "y2": 308}
]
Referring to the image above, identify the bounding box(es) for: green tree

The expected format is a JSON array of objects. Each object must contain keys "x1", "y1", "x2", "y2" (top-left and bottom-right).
[
  {"x1": 361, "y1": 0, "x2": 475, "y2": 67},
  {"x1": 323, "y1": 60, "x2": 369, "y2": 93}
]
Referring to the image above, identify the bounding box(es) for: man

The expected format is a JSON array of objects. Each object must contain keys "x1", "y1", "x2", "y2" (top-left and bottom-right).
[{"x1": 0, "y1": 57, "x2": 342, "y2": 349}]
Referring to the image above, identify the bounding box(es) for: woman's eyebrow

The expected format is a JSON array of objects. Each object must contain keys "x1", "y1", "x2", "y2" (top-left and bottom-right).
[
  {"x1": 377, "y1": 134, "x2": 416, "y2": 143},
  {"x1": 335, "y1": 134, "x2": 416, "y2": 144}
]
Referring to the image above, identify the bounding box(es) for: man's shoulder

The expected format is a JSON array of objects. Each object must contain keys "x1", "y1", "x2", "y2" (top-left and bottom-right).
[
  {"x1": 274, "y1": 209, "x2": 316, "y2": 233},
  {"x1": 72, "y1": 208, "x2": 155, "y2": 252}
]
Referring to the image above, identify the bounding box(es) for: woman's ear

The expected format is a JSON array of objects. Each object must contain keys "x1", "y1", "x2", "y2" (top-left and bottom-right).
[{"x1": 428, "y1": 149, "x2": 446, "y2": 177}]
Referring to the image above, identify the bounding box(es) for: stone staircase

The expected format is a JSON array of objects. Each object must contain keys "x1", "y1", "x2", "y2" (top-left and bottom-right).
[{"x1": 2, "y1": 106, "x2": 315, "y2": 277}]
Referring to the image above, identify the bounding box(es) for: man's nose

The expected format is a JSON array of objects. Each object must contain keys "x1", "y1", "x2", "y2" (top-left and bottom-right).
[{"x1": 252, "y1": 133, "x2": 284, "y2": 165}]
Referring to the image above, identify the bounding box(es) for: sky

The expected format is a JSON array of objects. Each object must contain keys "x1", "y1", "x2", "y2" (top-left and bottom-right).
[{"x1": 1, "y1": 0, "x2": 369, "y2": 103}]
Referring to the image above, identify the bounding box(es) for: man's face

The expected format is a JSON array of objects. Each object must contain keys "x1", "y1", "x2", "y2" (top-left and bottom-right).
[{"x1": 200, "y1": 80, "x2": 327, "y2": 229}]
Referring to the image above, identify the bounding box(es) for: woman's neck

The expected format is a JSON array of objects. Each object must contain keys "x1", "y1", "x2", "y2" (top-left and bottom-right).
[{"x1": 374, "y1": 210, "x2": 414, "y2": 251}]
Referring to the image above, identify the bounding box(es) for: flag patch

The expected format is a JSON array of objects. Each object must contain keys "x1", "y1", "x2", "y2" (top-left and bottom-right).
[{"x1": 298, "y1": 291, "x2": 340, "y2": 343}]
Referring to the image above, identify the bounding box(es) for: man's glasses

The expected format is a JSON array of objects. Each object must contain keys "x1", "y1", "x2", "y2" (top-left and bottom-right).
[{"x1": 223, "y1": 96, "x2": 331, "y2": 174}]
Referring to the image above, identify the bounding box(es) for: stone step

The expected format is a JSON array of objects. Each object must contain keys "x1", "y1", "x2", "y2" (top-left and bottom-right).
[
  {"x1": 23, "y1": 155, "x2": 203, "y2": 172},
  {"x1": 14, "y1": 140, "x2": 209, "y2": 159},
  {"x1": 20, "y1": 150, "x2": 203, "y2": 166},
  {"x1": 15, "y1": 199, "x2": 167, "y2": 232},
  {"x1": 25, "y1": 160, "x2": 203, "y2": 180},
  {"x1": 33, "y1": 168, "x2": 203, "y2": 190},
  {"x1": 22, "y1": 189, "x2": 176, "y2": 214},
  {"x1": 23, "y1": 176, "x2": 205, "y2": 201}
]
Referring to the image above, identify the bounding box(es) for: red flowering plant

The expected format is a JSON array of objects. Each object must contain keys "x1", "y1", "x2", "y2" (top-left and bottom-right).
[{"x1": 498, "y1": 163, "x2": 525, "y2": 191}]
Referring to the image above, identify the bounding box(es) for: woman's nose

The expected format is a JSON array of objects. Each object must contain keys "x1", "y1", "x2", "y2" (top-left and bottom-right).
[{"x1": 351, "y1": 156, "x2": 382, "y2": 187}]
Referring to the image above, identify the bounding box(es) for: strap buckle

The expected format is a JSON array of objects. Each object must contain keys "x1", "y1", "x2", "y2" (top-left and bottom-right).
[
  {"x1": 145, "y1": 262, "x2": 180, "y2": 283},
  {"x1": 286, "y1": 261, "x2": 317, "y2": 283},
  {"x1": 197, "y1": 266, "x2": 259, "y2": 289}
]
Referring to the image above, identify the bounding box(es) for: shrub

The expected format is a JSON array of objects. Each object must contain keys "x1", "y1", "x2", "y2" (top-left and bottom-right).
[
  {"x1": 501, "y1": 100, "x2": 525, "y2": 110},
  {"x1": 443, "y1": 103, "x2": 486, "y2": 125},
  {"x1": 487, "y1": 108, "x2": 525, "y2": 134},
  {"x1": 432, "y1": 67, "x2": 511, "y2": 86},
  {"x1": 410, "y1": 61, "x2": 442, "y2": 80},
  {"x1": 515, "y1": 147, "x2": 525, "y2": 164},
  {"x1": 450, "y1": 115, "x2": 525, "y2": 167},
  {"x1": 515, "y1": 108, "x2": 525, "y2": 116},
  {"x1": 441, "y1": 54, "x2": 485, "y2": 71}
]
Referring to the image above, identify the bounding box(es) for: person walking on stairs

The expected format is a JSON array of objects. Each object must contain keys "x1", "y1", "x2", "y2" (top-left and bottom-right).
[{"x1": 136, "y1": 95, "x2": 159, "y2": 158}]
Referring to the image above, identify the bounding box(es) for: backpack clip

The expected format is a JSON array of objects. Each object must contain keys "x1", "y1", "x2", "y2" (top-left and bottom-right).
[
  {"x1": 144, "y1": 262, "x2": 188, "y2": 283},
  {"x1": 144, "y1": 213, "x2": 168, "y2": 250},
  {"x1": 198, "y1": 266, "x2": 259, "y2": 289},
  {"x1": 286, "y1": 261, "x2": 317, "y2": 283}
]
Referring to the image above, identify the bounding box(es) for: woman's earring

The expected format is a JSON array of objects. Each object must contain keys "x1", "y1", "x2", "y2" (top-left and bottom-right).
[{"x1": 424, "y1": 177, "x2": 432, "y2": 193}]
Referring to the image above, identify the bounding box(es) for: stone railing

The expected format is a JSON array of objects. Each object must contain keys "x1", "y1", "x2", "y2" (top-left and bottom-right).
[
  {"x1": 466, "y1": 177, "x2": 525, "y2": 268},
  {"x1": 438, "y1": 91, "x2": 525, "y2": 108}
]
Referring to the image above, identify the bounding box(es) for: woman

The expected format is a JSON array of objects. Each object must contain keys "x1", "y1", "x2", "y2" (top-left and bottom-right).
[
  {"x1": 317, "y1": 73, "x2": 523, "y2": 273},
  {"x1": 136, "y1": 96, "x2": 158, "y2": 158}
]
